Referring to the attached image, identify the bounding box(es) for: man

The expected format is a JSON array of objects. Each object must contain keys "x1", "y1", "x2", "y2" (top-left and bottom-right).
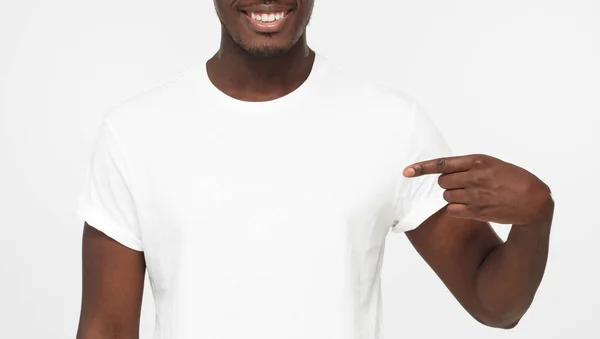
[{"x1": 75, "y1": 1, "x2": 554, "y2": 338}]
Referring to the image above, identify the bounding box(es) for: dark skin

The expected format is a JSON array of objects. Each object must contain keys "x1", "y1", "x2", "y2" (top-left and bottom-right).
[
  {"x1": 77, "y1": 224, "x2": 146, "y2": 339},
  {"x1": 77, "y1": 0, "x2": 554, "y2": 337},
  {"x1": 403, "y1": 154, "x2": 553, "y2": 328},
  {"x1": 207, "y1": 0, "x2": 316, "y2": 102}
]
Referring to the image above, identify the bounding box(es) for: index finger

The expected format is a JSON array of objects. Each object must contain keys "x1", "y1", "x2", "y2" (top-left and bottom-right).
[{"x1": 403, "y1": 155, "x2": 475, "y2": 177}]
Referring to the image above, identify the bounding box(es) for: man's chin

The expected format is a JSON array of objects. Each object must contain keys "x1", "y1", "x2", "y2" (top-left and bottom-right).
[{"x1": 245, "y1": 45, "x2": 290, "y2": 59}]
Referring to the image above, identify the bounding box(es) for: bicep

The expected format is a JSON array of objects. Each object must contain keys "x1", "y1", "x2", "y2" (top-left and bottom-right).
[
  {"x1": 405, "y1": 206, "x2": 502, "y2": 316},
  {"x1": 77, "y1": 222, "x2": 146, "y2": 339}
]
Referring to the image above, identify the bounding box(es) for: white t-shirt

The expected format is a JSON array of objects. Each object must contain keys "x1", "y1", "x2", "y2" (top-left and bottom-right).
[{"x1": 76, "y1": 52, "x2": 452, "y2": 339}]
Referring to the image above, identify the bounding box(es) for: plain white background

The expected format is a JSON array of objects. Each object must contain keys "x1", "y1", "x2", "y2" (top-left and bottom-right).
[{"x1": 1, "y1": 0, "x2": 599, "y2": 338}]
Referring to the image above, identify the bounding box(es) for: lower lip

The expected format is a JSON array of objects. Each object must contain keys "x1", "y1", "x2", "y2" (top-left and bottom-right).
[{"x1": 241, "y1": 11, "x2": 291, "y2": 33}]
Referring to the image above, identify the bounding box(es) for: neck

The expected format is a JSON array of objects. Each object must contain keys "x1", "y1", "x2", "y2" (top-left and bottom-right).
[{"x1": 206, "y1": 27, "x2": 315, "y2": 102}]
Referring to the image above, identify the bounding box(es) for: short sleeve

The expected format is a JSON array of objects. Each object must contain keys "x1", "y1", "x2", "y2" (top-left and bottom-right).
[
  {"x1": 75, "y1": 120, "x2": 143, "y2": 251},
  {"x1": 390, "y1": 101, "x2": 453, "y2": 233}
]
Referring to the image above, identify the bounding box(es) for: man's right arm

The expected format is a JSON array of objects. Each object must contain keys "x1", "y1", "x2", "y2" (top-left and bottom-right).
[{"x1": 76, "y1": 222, "x2": 146, "y2": 339}]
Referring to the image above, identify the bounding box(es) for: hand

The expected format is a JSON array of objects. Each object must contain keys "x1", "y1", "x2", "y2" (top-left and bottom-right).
[{"x1": 403, "y1": 154, "x2": 554, "y2": 226}]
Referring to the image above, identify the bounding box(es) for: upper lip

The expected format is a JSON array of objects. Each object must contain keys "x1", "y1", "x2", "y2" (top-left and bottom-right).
[{"x1": 239, "y1": 4, "x2": 294, "y2": 13}]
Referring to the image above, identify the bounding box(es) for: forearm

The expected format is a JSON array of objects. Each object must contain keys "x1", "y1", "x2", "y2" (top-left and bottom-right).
[{"x1": 474, "y1": 196, "x2": 554, "y2": 328}]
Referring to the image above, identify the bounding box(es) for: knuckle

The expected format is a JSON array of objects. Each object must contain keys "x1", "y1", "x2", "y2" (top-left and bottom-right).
[
  {"x1": 469, "y1": 204, "x2": 482, "y2": 215},
  {"x1": 475, "y1": 153, "x2": 487, "y2": 161},
  {"x1": 474, "y1": 188, "x2": 495, "y2": 202},
  {"x1": 472, "y1": 174, "x2": 487, "y2": 185},
  {"x1": 437, "y1": 159, "x2": 447, "y2": 171},
  {"x1": 472, "y1": 154, "x2": 489, "y2": 165},
  {"x1": 472, "y1": 189, "x2": 485, "y2": 201},
  {"x1": 473, "y1": 160, "x2": 487, "y2": 169}
]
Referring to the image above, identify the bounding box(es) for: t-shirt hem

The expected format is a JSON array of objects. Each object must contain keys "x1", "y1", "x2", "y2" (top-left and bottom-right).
[
  {"x1": 76, "y1": 197, "x2": 143, "y2": 251},
  {"x1": 391, "y1": 195, "x2": 448, "y2": 233}
]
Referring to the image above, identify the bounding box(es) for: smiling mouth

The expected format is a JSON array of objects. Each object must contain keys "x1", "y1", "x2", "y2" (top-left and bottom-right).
[{"x1": 241, "y1": 9, "x2": 293, "y2": 32}]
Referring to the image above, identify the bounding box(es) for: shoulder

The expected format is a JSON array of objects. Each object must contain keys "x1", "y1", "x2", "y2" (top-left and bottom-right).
[
  {"x1": 102, "y1": 65, "x2": 201, "y2": 129},
  {"x1": 317, "y1": 53, "x2": 417, "y2": 114}
]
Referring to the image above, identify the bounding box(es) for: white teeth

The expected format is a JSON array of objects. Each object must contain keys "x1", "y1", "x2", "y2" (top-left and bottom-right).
[{"x1": 249, "y1": 11, "x2": 286, "y2": 22}]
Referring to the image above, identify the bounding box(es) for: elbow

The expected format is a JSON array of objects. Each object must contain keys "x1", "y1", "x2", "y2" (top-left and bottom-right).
[
  {"x1": 471, "y1": 304, "x2": 525, "y2": 329},
  {"x1": 472, "y1": 282, "x2": 533, "y2": 329},
  {"x1": 470, "y1": 293, "x2": 527, "y2": 329},
  {"x1": 499, "y1": 318, "x2": 521, "y2": 329},
  {"x1": 480, "y1": 315, "x2": 522, "y2": 329}
]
